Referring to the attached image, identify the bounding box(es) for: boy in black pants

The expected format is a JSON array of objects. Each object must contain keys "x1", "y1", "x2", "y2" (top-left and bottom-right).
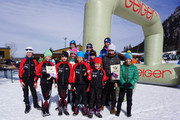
[
  {"x1": 87, "y1": 57, "x2": 108, "y2": 118},
  {"x1": 55, "y1": 51, "x2": 73, "y2": 115},
  {"x1": 72, "y1": 51, "x2": 91, "y2": 116},
  {"x1": 19, "y1": 46, "x2": 41, "y2": 113}
]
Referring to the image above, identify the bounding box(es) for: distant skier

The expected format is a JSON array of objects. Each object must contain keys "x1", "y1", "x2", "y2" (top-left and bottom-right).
[{"x1": 19, "y1": 46, "x2": 41, "y2": 114}]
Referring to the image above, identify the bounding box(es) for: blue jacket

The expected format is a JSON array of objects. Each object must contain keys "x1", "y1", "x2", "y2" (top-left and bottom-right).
[
  {"x1": 84, "y1": 51, "x2": 90, "y2": 62},
  {"x1": 99, "y1": 46, "x2": 118, "y2": 59}
]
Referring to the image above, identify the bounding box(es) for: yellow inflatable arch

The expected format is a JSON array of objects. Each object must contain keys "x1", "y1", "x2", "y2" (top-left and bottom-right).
[{"x1": 83, "y1": 0, "x2": 180, "y2": 86}]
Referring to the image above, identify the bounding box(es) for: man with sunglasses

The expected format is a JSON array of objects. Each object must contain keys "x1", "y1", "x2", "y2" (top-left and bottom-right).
[{"x1": 19, "y1": 46, "x2": 41, "y2": 113}]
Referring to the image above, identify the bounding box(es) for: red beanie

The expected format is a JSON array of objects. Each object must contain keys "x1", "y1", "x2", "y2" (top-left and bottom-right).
[{"x1": 94, "y1": 57, "x2": 102, "y2": 65}]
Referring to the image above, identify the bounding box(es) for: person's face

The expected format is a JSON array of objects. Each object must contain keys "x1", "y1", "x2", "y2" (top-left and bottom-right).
[
  {"x1": 108, "y1": 50, "x2": 115, "y2": 55},
  {"x1": 125, "y1": 58, "x2": 132, "y2": 64},
  {"x1": 77, "y1": 57, "x2": 83, "y2": 62},
  {"x1": 26, "y1": 52, "x2": 33, "y2": 58},
  {"x1": 62, "y1": 56, "x2": 67, "y2": 62},
  {"x1": 105, "y1": 42, "x2": 110, "y2": 47},
  {"x1": 87, "y1": 47, "x2": 92, "y2": 52},
  {"x1": 95, "y1": 63, "x2": 101, "y2": 69},
  {"x1": 70, "y1": 44, "x2": 75, "y2": 49},
  {"x1": 90, "y1": 55, "x2": 95, "y2": 59},
  {"x1": 45, "y1": 56, "x2": 51, "y2": 61},
  {"x1": 70, "y1": 53, "x2": 76, "y2": 59}
]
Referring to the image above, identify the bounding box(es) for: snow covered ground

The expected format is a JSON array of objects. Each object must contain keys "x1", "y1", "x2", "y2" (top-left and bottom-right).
[{"x1": 0, "y1": 70, "x2": 180, "y2": 120}]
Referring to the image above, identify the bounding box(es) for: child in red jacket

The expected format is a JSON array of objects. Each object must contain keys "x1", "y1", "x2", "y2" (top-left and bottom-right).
[
  {"x1": 87, "y1": 57, "x2": 108, "y2": 118},
  {"x1": 55, "y1": 51, "x2": 73, "y2": 116},
  {"x1": 36, "y1": 49, "x2": 56, "y2": 117},
  {"x1": 72, "y1": 51, "x2": 91, "y2": 116}
]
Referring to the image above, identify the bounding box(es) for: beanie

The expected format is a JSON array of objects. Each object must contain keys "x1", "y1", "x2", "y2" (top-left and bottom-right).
[
  {"x1": 26, "y1": 46, "x2": 33, "y2": 53},
  {"x1": 104, "y1": 37, "x2": 111, "y2": 44},
  {"x1": 62, "y1": 51, "x2": 68, "y2": 58},
  {"x1": 70, "y1": 48, "x2": 78, "y2": 55},
  {"x1": 124, "y1": 52, "x2": 133, "y2": 60},
  {"x1": 77, "y1": 51, "x2": 84, "y2": 58},
  {"x1": 86, "y1": 43, "x2": 93, "y2": 49},
  {"x1": 94, "y1": 57, "x2": 102, "y2": 65},
  {"x1": 108, "y1": 43, "x2": 116, "y2": 51},
  {"x1": 44, "y1": 49, "x2": 52, "y2": 57},
  {"x1": 90, "y1": 50, "x2": 96, "y2": 56}
]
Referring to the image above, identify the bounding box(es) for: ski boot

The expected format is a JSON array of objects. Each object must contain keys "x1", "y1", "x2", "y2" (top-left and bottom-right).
[
  {"x1": 88, "y1": 108, "x2": 94, "y2": 118},
  {"x1": 95, "y1": 108, "x2": 102, "y2": 118},
  {"x1": 63, "y1": 106, "x2": 70, "y2": 115},
  {"x1": 24, "y1": 104, "x2": 31, "y2": 114}
]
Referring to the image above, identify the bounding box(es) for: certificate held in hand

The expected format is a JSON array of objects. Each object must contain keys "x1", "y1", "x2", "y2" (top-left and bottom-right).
[
  {"x1": 46, "y1": 66, "x2": 57, "y2": 80},
  {"x1": 110, "y1": 64, "x2": 120, "y2": 80}
]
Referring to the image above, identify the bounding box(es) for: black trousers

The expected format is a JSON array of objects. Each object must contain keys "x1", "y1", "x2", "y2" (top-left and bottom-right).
[
  {"x1": 22, "y1": 80, "x2": 38, "y2": 105},
  {"x1": 101, "y1": 82, "x2": 116, "y2": 107},
  {"x1": 117, "y1": 88, "x2": 133, "y2": 114},
  {"x1": 89, "y1": 87, "x2": 102, "y2": 109},
  {"x1": 74, "y1": 84, "x2": 88, "y2": 107},
  {"x1": 58, "y1": 85, "x2": 68, "y2": 107},
  {"x1": 41, "y1": 84, "x2": 52, "y2": 101}
]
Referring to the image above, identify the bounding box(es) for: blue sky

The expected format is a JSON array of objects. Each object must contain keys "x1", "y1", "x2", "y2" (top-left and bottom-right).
[{"x1": 0, "y1": 0, "x2": 179, "y2": 57}]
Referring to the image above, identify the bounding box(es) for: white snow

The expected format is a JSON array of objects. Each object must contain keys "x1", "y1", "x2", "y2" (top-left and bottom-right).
[{"x1": 0, "y1": 70, "x2": 180, "y2": 120}]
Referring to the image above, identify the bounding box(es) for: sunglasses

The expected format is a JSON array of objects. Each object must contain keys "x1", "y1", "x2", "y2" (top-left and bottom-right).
[{"x1": 26, "y1": 49, "x2": 33, "y2": 51}]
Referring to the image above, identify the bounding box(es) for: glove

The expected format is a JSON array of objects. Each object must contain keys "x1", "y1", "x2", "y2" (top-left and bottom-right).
[
  {"x1": 46, "y1": 73, "x2": 50, "y2": 78},
  {"x1": 123, "y1": 83, "x2": 132, "y2": 89}
]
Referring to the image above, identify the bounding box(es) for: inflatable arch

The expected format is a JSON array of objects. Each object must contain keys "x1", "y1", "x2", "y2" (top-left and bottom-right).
[{"x1": 83, "y1": 0, "x2": 180, "y2": 86}]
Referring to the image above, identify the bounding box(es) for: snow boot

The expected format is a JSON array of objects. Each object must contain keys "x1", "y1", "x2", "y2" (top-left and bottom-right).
[
  {"x1": 63, "y1": 106, "x2": 69, "y2": 115},
  {"x1": 82, "y1": 107, "x2": 88, "y2": 116},
  {"x1": 73, "y1": 107, "x2": 79, "y2": 116},
  {"x1": 115, "y1": 112, "x2": 120, "y2": 116},
  {"x1": 127, "y1": 113, "x2": 132, "y2": 117},
  {"x1": 24, "y1": 104, "x2": 31, "y2": 114},
  {"x1": 34, "y1": 104, "x2": 41, "y2": 110},
  {"x1": 88, "y1": 108, "x2": 94, "y2": 118},
  {"x1": 127, "y1": 105, "x2": 132, "y2": 117},
  {"x1": 58, "y1": 106, "x2": 63, "y2": 116},
  {"x1": 95, "y1": 108, "x2": 102, "y2": 118},
  {"x1": 100, "y1": 105, "x2": 104, "y2": 111},
  {"x1": 111, "y1": 106, "x2": 116, "y2": 114}
]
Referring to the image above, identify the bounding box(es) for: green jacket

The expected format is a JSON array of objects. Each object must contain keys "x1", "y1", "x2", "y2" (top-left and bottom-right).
[{"x1": 119, "y1": 63, "x2": 139, "y2": 89}]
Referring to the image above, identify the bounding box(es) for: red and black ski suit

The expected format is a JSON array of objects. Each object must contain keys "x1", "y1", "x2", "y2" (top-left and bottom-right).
[
  {"x1": 56, "y1": 61, "x2": 73, "y2": 107},
  {"x1": 87, "y1": 68, "x2": 108, "y2": 109},
  {"x1": 19, "y1": 57, "x2": 38, "y2": 105},
  {"x1": 72, "y1": 61, "x2": 91, "y2": 108},
  {"x1": 36, "y1": 61, "x2": 55, "y2": 109}
]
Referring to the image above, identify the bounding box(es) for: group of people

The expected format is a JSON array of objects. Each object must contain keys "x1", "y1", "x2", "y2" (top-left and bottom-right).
[{"x1": 19, "y1": 37, "x2": 139, "y2": 118}]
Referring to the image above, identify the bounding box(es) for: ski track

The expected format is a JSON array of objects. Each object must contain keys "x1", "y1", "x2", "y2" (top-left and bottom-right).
[{"x1": 0, "y1": 71, "x2": 180, "y2": 120}]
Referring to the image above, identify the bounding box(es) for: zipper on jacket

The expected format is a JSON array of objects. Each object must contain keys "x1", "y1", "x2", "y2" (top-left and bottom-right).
[
  {"x1": 62, "y1": 64, "x2": 65, "y2": 85},
  {"x1": 28, "y1": 60, "x2": 30, "y2": 79},
  {"x1": 126, "y1": 67, "x2": 129, "y2": 83},
  {"x1": 80, "y1": 64, "x2": 82, "y2": 83}
]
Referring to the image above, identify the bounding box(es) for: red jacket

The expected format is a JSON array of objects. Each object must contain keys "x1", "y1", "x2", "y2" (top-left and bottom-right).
[
  {"x1": 87, "y1": 68, "x2": 109, "y2": 88},
  {"x1": 19, "y1": 57, "x2": 38, "y2": 83},
  {"x1": 36, "y1": 61, "x2": 55, "y2": 84},
  {"x1": 72, "y1": 61, "x2": 91, "y2": 84},
  {"x1": 56, "y1": 61, "x2": 73, "y2": 85}
]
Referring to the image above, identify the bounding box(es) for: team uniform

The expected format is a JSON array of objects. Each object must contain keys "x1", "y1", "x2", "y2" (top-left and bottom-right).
[
  {"x1": 72, "y1": 61, "x2": 91, "y2": 116},
  {"x1": 56, "y1": 61, "x2": 73, "y2": 115}
]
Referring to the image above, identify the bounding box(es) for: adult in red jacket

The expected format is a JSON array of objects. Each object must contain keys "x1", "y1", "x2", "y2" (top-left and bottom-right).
[
  {"x1": 72, "y1": 51, "x2": 91, "y2": 116},
  {"x1": 87, "y1": 57, "x2": 108, "y2": 118},
  {"x1": 55, "y1": 51, "x2": 73, "y2": 116},
  {"x1": 36, "y1": 49, "x2": 56, "y2": 117},
  {"x1": 19, "y1": 46, "x2": 41, "y2": 114}
]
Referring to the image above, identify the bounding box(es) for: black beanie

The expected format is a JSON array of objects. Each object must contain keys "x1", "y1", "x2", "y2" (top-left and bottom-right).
[
  {"x1": 90, "y1": 50, "x2": 96, "y2": 56},
  {"x1": 62, "y1": 51, "x2": 68, "y2": 58}
]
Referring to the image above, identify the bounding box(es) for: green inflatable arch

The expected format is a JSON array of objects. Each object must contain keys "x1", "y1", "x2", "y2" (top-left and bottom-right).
[{"x1": 83, "y1": 0, "x2": 180, "y2": 86}]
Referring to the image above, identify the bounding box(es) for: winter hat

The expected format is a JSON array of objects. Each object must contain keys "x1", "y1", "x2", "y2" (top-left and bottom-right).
[
  {"x1": 108, "y1": 43, "x2": 116, "y2": 51},
  {"x1": 77, "y1": 51, "x2": 84, "y2": 58},
  {"x1": 86, "y1": 43, "x2": 93, "y2": 49},
  {"x1": 104, "y1": 37, "x2": 111, "y2": 44},
  {"x1": 94, "y1": 57, "x2": 102, "y2": 65},
  {"x1": 70, "y1": 40, "x2": 76, "y2": 45},
  {"x1": 70, "y1": 48, "x2": 78, "y2": 55},
  {"x1": 90, "y1": 50, "x2": 96, "y2": 56},
  {"x1": 26, "y1": 46, "x2": 33, "y2": 53},
  {"x1": 62, "y1": 51, "x2": 68, "y2": 58},
  {"x1": 44, "y1": 49, "x2": 52, "y2": 57},
  {"x1": 124, "y1": 52, "x2": 133, "y2": 60}
]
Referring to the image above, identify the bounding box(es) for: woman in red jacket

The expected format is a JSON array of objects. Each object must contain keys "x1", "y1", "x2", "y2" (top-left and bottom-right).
[
  {"x1": 72, "y1": 51, "x2": 91, "y2": 116},
  {"x1": 55, "y1": 51, "x2": 73, "y2": 116},
  {"x1": 36, "y1": 49, "x2": 56, "y2": 117}
]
